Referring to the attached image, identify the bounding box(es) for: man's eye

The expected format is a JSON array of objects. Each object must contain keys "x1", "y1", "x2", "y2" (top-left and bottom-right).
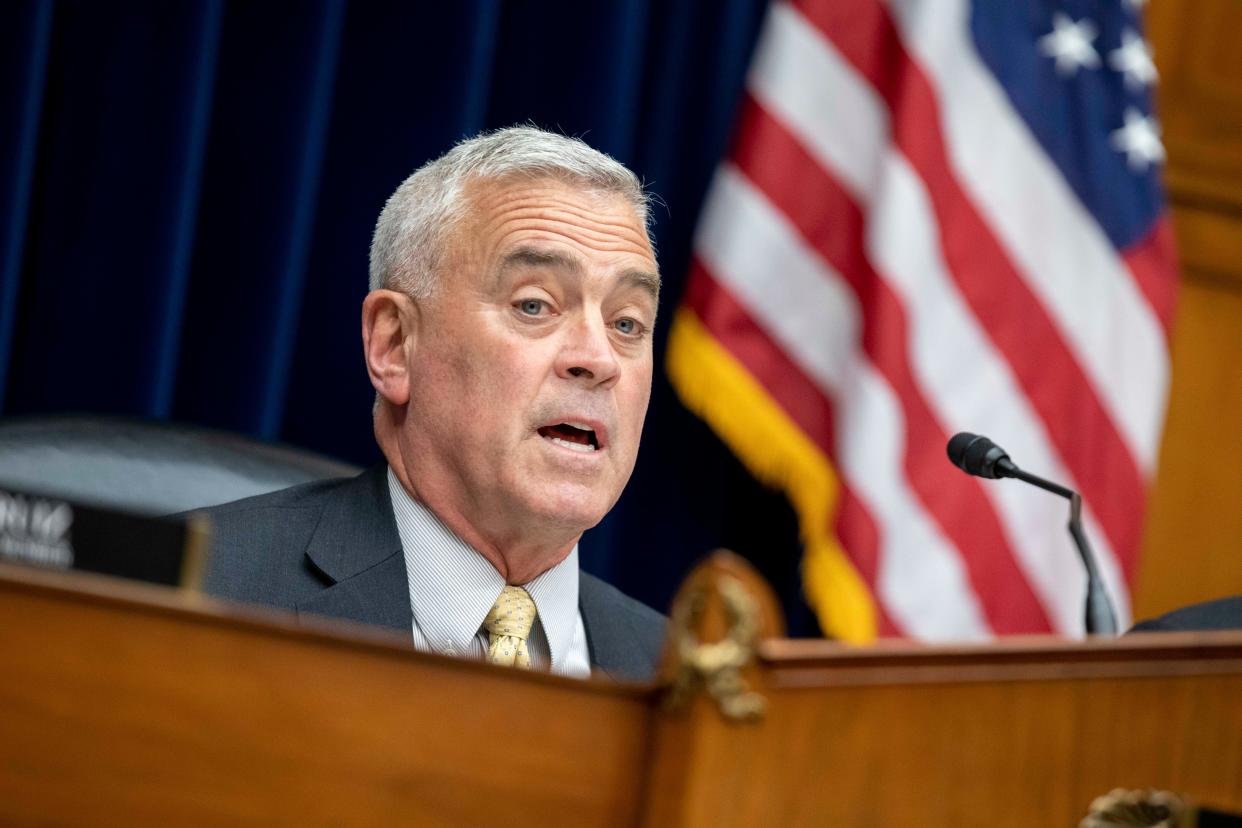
[
  {"x1": 517, "y1": 299, "x2": 545, "y2": 316},
  {"x1": 614, "y1": 317, "x2": 641, "y2": 336}
]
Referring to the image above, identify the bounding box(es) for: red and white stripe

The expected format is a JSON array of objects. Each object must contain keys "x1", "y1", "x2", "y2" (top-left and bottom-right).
[{"x1": 685, "y1": 0, "x2": 1174, "y2": 637}]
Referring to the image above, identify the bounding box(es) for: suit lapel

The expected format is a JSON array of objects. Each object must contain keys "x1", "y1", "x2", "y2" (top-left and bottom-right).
[
  {"x1": 295, "y1": 465, "x2": 412, "y2": 634},
  {"x1": 579, "y1": 573, "x2": 642, "y2": 681},
  {"x1": 287, "y1": 467, "x2": 655, "y2": 677}
]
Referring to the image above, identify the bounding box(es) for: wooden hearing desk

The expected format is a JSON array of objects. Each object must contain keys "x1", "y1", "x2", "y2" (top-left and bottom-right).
[{"x1": 0, "y1": 559, "x2": 1239, "y2": 826}]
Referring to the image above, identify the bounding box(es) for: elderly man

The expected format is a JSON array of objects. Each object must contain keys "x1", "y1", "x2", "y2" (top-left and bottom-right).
[{"x1": 204, "y1": 127, "x2": 666, "y2": 681}]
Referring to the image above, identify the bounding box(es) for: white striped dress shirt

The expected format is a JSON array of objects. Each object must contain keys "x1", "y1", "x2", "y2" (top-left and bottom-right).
[{"x1": 386, "y1": 467, "x2": 591, "y2": 678}]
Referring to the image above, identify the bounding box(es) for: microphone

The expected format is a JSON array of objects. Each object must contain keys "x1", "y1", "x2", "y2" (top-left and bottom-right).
[
  {"x1": 946, "y1": 432, "x2": 1118, "y2": 636},
  {"x1": 947, "y1": 432, "x2": 1017, "y2": 479}
]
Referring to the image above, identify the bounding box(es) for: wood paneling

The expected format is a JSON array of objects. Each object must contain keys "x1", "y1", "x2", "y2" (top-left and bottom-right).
[
  {"x1": 1150, "y1": 0, "x2": 1242, "y2": 217},
  {"x1": 0, "y1": 564, "x2": 650, "y2": 827},
  {"x1": 1137, "y1": 275, "x2": 1242, "y2": 618},
  {"x1": 1134, "y1": 0, "x2": 1242, "y2": 621},
  {"x1": 5, "y1": 565, "x2": 1242, "y2": 827},
  {"x1": 641, "y1": 634, "x2": 1242, "y2": 827}
]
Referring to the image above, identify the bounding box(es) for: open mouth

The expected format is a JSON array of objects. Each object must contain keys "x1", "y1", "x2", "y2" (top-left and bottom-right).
[{"x1": 537, "y1": 422, "x2": 600, "y2": 453}]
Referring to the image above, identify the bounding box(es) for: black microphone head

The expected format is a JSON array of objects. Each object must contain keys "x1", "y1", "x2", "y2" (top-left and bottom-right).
[
  {"x1": 946, "y1": 432, "x2": 1014, "y2": 479},
  {"x1": 946, "y1": 432, "x2": 979, "y2": 471}
]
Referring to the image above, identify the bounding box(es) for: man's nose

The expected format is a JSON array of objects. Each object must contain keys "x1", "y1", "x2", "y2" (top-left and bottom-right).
[{"x1": 556, "y1": 315, "x2": 620, "y2": 388}]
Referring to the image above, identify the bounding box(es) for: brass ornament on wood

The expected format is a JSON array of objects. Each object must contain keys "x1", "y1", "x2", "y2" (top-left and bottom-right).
[
  {"x1": 664, "y1": 570, "x2": 766, "y2": 722},
  {"x1": 1080, "y1": 788, "x2": 1188, "y2": 828}
]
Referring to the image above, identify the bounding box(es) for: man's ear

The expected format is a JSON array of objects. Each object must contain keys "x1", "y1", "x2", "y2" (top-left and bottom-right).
[{"x1": 362, "y1": 289, "x2": 418, "y2": 406}]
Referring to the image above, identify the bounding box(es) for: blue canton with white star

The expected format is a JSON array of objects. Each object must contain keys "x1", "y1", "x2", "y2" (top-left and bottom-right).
[{"x1": 971, "y1": 0, "x2": 1166, "y2": 251}]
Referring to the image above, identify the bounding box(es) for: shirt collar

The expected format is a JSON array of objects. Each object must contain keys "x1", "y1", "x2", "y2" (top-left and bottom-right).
[
  {"x1": 386, "y1": 467, "x2": 581, "y2": 670},
  {"x1": 522, "y1": 544, "x2": 581, "y2": 672}
]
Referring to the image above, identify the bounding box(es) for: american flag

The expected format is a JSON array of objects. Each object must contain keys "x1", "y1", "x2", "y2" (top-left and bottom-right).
[{"x1": 667, "y1": 0, "x2": 1177, "y2": 641}]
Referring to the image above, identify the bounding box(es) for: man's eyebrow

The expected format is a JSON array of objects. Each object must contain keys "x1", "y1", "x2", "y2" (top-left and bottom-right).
[
  {"x1": 620, "y1": 268, "x2": 661, "y2": 302},
  {"x1": 497, "y1": 247, "x2": 581, "y2": 278},
  {"x1": 498, "y1": 246, "x2": 661, "y2": 301}
]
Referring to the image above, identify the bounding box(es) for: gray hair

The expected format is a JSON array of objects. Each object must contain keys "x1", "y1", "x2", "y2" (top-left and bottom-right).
[{"x1": 369, "y1": 126, "x2": 654, "y2": 297}]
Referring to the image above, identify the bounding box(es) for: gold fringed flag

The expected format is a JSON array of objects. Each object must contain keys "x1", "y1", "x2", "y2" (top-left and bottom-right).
[{"x1": 667, "y1": 0, "x2": 1177, "y2": 641}]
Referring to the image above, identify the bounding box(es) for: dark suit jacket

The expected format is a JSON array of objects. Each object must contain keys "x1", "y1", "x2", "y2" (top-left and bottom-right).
[
  {"x1": 1129, "y1": 596, "x2": 1242, "y2": 633},
  {"x1": 201, "y1": 465, "x2": 667, "y2": 681}
]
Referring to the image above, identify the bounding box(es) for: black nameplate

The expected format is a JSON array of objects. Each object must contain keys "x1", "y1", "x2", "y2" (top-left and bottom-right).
[
  {"x1": 1200, "y1": 807, "x2": 1242, "y2": 827},
  {"x1": 0, "y1": 486, "x2": 207, "y2": 588}
]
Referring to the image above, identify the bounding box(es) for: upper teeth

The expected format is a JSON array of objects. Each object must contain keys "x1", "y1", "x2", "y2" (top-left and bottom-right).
[{"x1": 563, "y1": 422, "x2": 593, "y2": 432}]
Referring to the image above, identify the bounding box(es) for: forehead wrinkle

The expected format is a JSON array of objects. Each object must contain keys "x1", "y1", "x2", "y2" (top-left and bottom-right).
[
  {"x1": 534, "y1": 208, "x2": 649, "y2": 246},
  {"x1": 482, "y1": 205, "x2": 651, "y2": 252},
  {"x1": 472, "y1": 185, "x2": 652, "y2": 251}
]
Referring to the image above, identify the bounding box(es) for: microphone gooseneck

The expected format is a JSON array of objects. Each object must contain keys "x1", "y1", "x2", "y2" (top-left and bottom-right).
[{"x1": 945, "y1": 432, "x2": 1118, "y2": 636}]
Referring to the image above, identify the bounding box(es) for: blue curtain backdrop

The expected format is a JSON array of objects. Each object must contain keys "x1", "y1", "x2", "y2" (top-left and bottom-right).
[{"x1": 0, "y1": 0, "x2": 820, "y2": 634}]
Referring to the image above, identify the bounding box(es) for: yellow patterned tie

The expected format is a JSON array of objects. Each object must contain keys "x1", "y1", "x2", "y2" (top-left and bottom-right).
[{"x1": 483, "y1": 585, "x2": 537, "y2": 669}]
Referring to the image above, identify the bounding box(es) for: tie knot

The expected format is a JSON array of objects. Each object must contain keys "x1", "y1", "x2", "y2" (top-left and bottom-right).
[{"x1": 483, "y1": 585, "x2": 537, "y2": 641}]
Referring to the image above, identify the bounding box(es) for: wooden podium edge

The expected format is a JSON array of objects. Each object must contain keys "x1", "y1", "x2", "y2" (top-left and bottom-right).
[
  {"x1": 637, "y1": 553, "x2": 1242, "y2": 827},
  {"x1": 757, "y1": 632, "x2": 1242, "y2": 687},
  {"x1": 0, "y1": 560, "x2": 653, "y2": 698}
]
